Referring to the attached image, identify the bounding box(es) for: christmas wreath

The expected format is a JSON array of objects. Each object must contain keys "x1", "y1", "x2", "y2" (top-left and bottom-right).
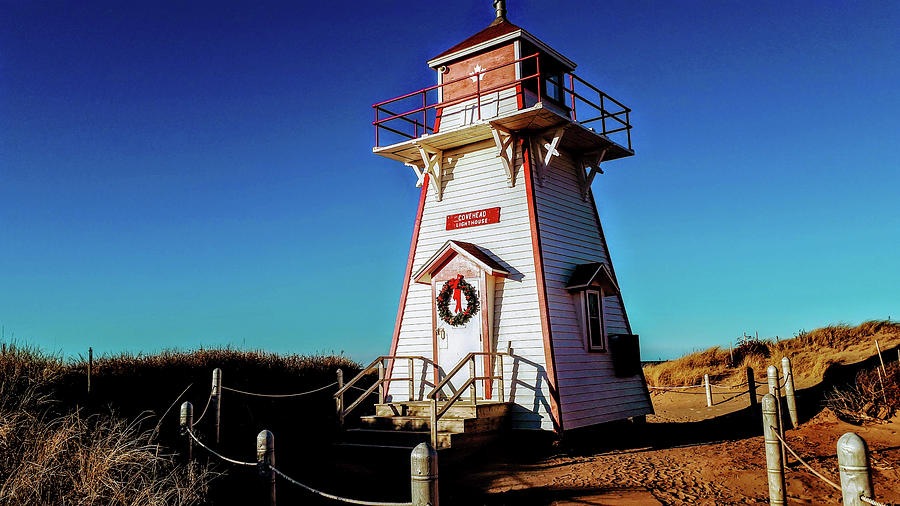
[{"x1": 436, "y1": 274, "x2": 480, "y2": 327}]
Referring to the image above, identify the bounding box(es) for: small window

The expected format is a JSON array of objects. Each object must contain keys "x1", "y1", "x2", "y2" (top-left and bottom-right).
[
  {"x1": 544, "y1": 73, "x2": 563, "y2": 102},
  {"x1": 584, "y1": 290, "x2": 606, "y2": 351}
]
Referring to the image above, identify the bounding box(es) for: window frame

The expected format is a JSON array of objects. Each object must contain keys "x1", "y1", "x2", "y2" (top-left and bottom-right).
[{"x1": 582, "y1": 289, "x2": 607, "y2": 352}]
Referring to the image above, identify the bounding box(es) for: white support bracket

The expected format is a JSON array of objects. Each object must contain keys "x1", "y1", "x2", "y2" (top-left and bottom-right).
[
  {"x1": 529, "y1": 126, "x2": 566, "y2": 186},
  {"x1": 415, "y1": 143, "x2": 444, "y2": 201},
  {"x1": 490, "y1": 122, "x2": 517, "y2": 188},
  {"x1": 577, "y1": 147, "x2": 610, "y2": 201}
]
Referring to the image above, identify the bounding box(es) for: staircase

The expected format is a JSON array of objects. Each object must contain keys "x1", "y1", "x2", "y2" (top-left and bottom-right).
[{"x1": 338, "y1": 400, "x2": 510, "y2": 455}]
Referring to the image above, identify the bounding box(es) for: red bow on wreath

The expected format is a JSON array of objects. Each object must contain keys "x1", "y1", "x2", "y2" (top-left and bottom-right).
[{"x1": 448, "y1": 274, "x2": 464, "y2": 313}]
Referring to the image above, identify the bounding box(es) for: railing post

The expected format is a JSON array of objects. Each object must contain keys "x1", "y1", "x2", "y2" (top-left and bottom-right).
[
  {"x1": 600, "y1": 94, "x2": 606, "y2": 133},
  {"x1": 746, "y1": 366, "x2": 758, "y2": 418},
  {"x1": 212, "y1": 367, "x2": 222, "y2": 444},
  {"x1": 430, "y1": 398, "x2": 438, "y2": 448},
  {"x1": 837, "y1": 432, "x2": 874, "y2": 506},
  {"x1": 704, "y1": 374, "x2": 712, "y2": 407},
  {"x1": 762, "y1": 394, "x2": 786, "y2": 505},
  {"x1": 410, "y1": 442, "x2": 439, "y2": 506},
  {"x1": 378, "y1": 359, "x2": 385, "y2": 404},
  {"x1": 469, "y1": 357, "x2": 477, "y2": 405},
  {"x1": 375, "y1": 107, "x2": 379, "y2": 147},
  {"x1": 422, "y1": 92, "x2": 427, "y2": 137},
  {"x1": 767, "y1": 365, "x2": 786, "y2": 462},
  {"x1": 180, "y1": 401, "x2": 193, "y2": 463},
  {"x1": 626, "y1": 111, "x2": 631, "y2": 149},
  {"x1": 498, "y1": 355, "x2": 505, "y2": 403},
  {"x1": 257, "y1": 430, "x2": 276, "y2": 506},
  {"x1": 409, "y1": 358, "x2": 415, "y2": 401},
  {"x1": 536, "y1": 56, "x2": 541, "y2": 104},
  {"x1": 569, "y1": 74, "x2": 576, "y2": 121},
  {"x1": 781, "y1": 357, "x2": 798, "y2": 429},
  {"x1": 336, "y1": 368, "x2": 344, "y2": 426}
]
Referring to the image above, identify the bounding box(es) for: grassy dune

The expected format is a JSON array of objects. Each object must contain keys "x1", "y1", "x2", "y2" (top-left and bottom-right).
[{"x1": 643, "y1": 320, "x2": 900, "y2": 389}]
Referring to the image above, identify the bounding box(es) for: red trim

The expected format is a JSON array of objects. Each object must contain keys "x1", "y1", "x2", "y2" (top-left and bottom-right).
[
  {"x1": 515, "y1": 83, "x2": 523, "y2": 110},
  {"x1": 521, "y1": 139, "x2": 563, "y2": 432},
  {"x1": 384, "y1": 174, "x2": 430, "y2": 396},
  {"x1": 433, "y1": 107, "x2": 443, "y2": 133}
]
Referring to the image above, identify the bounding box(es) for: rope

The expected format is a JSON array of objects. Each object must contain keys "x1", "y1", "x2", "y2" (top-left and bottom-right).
[
  {"x1": 192, "y1": 390, "x2": 214, "y2": 426},
  {"x1": 769, "y1": 427, "x2": 841, "y2": 492},
  {"x1": 186, "y1": 427, "x2": 255, "y2": 467},
  {"x1": 222, "y1": 381, "x2": 337, "y2": 398},
  {"x1": 647, "y1": 384, "x2": 704, "y2": 390},
  {"x1": 269, "y1": 464, "x2": 413, "y2": 506},
  {"x1": 860, "y1": 495, "x2": 892, "y2": 506}
]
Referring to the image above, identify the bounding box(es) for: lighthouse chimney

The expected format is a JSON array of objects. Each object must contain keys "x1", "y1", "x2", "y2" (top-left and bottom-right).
[{"x1": 493, "y1": 0, "x2": 507, "y2": 22}]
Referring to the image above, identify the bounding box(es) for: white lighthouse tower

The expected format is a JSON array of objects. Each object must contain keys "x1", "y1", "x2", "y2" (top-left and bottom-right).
[{"x1": 364, "y1": 0, "x2": 652, "y2": 436}]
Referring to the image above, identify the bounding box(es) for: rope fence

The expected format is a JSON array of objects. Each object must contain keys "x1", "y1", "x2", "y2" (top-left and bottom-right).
[
  {"x1": 269, "y1": 465, "x2": 413, "y2": 506},
  {"x1": 221, "y1": 381, "x2": 338, "y2": 398},
  {"x1": 185, "y1": 427, "x2": 256, "y2": 467}
]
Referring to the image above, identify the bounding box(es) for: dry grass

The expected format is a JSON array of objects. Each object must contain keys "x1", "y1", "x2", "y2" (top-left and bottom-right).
[
  {"x1": 826, "y1": 361, "x2": 900, "y2": 423},
  {"x1": 644, "y1": 320, "x2": 900, "y2": 389}
]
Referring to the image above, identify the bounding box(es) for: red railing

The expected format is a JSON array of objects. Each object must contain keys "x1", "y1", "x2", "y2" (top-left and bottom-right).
[{"x1": 373, "y1": 53, "x2": 633, "y2": 151}]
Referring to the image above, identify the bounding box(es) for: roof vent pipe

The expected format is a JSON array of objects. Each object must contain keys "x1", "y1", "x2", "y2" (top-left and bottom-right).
[{"x1": 493, "y1": 0, "x2": 507, "y2": 21}]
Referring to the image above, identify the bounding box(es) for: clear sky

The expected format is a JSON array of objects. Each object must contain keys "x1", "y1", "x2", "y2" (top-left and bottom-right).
[{"x1": 1, "y1": 0, "x2": 898, "y2": 362}]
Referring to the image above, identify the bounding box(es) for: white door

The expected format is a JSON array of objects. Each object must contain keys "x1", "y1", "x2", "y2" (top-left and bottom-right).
[{"x1": 436, "y1": 283, "x2": 484, "y2": 399}]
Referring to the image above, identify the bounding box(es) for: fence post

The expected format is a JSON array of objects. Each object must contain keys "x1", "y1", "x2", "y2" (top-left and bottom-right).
[
  {"x1": 704, "y1": 373, "x2": 712, "y2": 407},
  {"x1": 212, "y1": 367, "x2": 222, "y2": 444},
  {"x1": 411, "y1": 442, "x2": 439, "y2": 506},
  {"x1": 767, "y1": 365, "x2": 785, "y2": 461},
  {"x1": 781, "y1": 357, "x2": 798, "y2": 429},
  {"x1": 180, "y1": 401, "x2": 193, "y2": 463},
  {"x1": 761, "y1": 394, "x2": 786, "y2": 505},
  {"x1": 837, "y1": 432, "x2": 874, "y2": 506},
  {"x1": 336, "y1": 368, "x2": 344, "y2": 425},
  {"x1": 87, "y1": 347, "x2": 93, "y2": 394},
  {"x1": 746, "y1": 367, "x2": 758, "y2": 418},
  {"x1": 257, "y1": 430, "x2": 276, "y2": 506}
]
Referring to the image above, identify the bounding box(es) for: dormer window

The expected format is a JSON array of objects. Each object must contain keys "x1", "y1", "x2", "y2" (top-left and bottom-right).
[{"x1": 566, "y1": 262, "x2": 620, "y2": 353}]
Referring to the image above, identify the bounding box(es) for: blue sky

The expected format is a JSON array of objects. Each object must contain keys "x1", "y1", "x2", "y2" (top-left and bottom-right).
[{"x1": 1, "y1": 0, "x2": 898, "y2": 361}]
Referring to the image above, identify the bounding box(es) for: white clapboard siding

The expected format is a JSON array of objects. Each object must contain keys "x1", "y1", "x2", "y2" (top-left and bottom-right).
[
  {"x1": 388, "y1": 139, "x2": 555, "y2": 430},
  {"x1": 436, "y1": 88, "x2": 520, "y2": 132},
  {"x1": 532, "y1": 150, "x2": 653, "y2": 430}
]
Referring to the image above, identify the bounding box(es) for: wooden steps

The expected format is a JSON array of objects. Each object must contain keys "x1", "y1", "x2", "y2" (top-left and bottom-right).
[{"x1": 336, "y1": 400, "x2": 511, "y2": 453}]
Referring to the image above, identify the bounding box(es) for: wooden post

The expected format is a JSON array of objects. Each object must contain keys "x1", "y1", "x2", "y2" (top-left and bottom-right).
[
  {"x1": 429, "y1": 398, "x2": 438, "y2": 448},
  {"x1": 837, "y1": 432, "x2": 874, "y2": 506},
  {"x1": 498, "y1": 355, "x2": 505, "y2": 403},
  {"x1": 469, "y1": 357, "x2": 477, "y2": 405},
  {"x1": 87, "y1": 347, "x2": 93, "y2": 394},
  {"x1": 746, "y1": 367, "x2": 758, "y2": 418},
  {"x1": 704, "y1": 374, "x2": 712, "y2": 407},
  {"x1": 875, "y1": 340, "x2": 886, "y2": 374},
  {"x1": 877, "y1": 369, "x2": 888, "y2": 404},
  {"x1": 180, "y1": 401, "x2": 193, "y2": 463},
  {"x1": 336, "y1": 368, "x2": 344, "y2": 425},
  {"x1": 781, "y1": 357, "x2": 798, "y2": 429},
  {"x1": 378, "y1": 360, "x2": 385, "y2": 404},
  {"x1": 257, "y1": 430, "x2": 275, "y2": 506},
  {"x1": 212, "y1": 368, "x2": 222, "y2": 444},
  {"x1": 762, "y1": 394, "x2": 786, "y2": 505},
  {"x1": 408, "y1": 358, "x2": 415, "y2": 401},
  {"x1": 767, "y1": 365, "x2": 785, "y2": 462},
  {"x1": 410, "y1": 442, "x2": 439, "y2": 506}
]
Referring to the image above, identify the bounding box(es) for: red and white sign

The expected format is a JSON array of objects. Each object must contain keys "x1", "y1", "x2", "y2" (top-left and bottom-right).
[{"x1": 446, "y1": 207, "x2": 500, "y2": 230}]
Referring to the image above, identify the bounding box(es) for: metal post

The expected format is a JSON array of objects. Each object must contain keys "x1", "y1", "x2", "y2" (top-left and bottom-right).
[
  {"x1": 180, "y1": 401, "x2": 193, "y2": 463},
  {"x1": 762, "y1": 394, "x2": 786, "y2": 505},
  {"x1": 600, "y1": 94, "x2": 605, "y2": 133},
  {"x1": 375, "y1": 107, "x2": 379, "y2": 147},
  {"x1": 410, "y1": 442, "x2": 439, "y2": 506},
  {"x1": 211, "y1": 367, "x2": 222, "y2": 444},
  {"x1": 704, "y1": 374, "x2": 712, "y2": 407},
  {"x1": 626, "y1": 111, "x2": 631, "y2": 149},
  {"x1": 378, "y1": 359, "x2": 385, "y2": 404},
  {"x1": 746, "y1": 367, "x2": 758, "y2": 417},
  {"x1": 536, "y1": 56, "x2": 541, "y2": 104},
  {"x1": 257, "y1": 430, "x2": 275, "y2": 506},
  {"x1": 408, "y1": 358, "x2": 415, "y2": 401},
  {"x1": 87, "y1": 347, "x2": 93, "y2": 394},
  {"x1": 422, "y1": 92, "x2": 427, "y2": 137},
  {"x1": 837, "y1": 432, "x2": 874, "y2": 506},
  {"x1": 767, "y1": 365, "x2": 786, "y2": 462},
  {"x1": 469, "y1": 357, "x2": 477, "y2": 405},
  {"x1": 568, "y1": 74, "x2": 576, "y2": 121},
  {"x1": 336, "y1": 368, "x2": 344, "y2": 425},
  {"x1": 781, "y1": 357, "x2": 798, "y2": 429}
]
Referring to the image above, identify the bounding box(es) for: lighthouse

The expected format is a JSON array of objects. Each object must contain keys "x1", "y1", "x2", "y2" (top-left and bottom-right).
[{"x1": 371, "y1": 1, "x2": 652, "y2": 433}]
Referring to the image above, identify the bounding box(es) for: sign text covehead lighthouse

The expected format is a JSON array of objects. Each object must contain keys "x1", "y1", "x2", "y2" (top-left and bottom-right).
[{"x1": 373, "y1": 0, "x2": 652, "y2": 432}]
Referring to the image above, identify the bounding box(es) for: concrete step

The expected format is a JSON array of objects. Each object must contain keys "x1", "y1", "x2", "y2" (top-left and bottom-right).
[
  {"x1": 358, "y1": 414, "x2": 507, "y2": 433},
  {"x1": 374, "y1": 401, "x2": 510, "y2": 419}
]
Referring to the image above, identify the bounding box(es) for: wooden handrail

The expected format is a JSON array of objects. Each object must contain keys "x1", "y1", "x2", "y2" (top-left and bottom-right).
[{"x1": 333, "y1": 355, "x2": 434, "y2": 425}]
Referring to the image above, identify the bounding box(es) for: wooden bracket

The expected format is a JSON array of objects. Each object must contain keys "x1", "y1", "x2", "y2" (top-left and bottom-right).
[
  {"x1": 490, "y1": 123, "x2": 517, "y2": 187},
  {"x1": 415, "y1": 143, "x2": 444, "y2": 201},
  {"x1": 577, "y1": 147, "x2": 609, "y2": 201},
  {"x1": 529, "y1": 126, "x2": 566, "y2": 186},
  {"x1": 405, "y1": 162, "x2": 426, "y2": 188}
]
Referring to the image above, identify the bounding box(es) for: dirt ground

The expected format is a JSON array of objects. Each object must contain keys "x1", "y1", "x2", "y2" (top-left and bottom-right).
[{"x1": 444, "y1": 398, "x2": 900, "y2": 505}]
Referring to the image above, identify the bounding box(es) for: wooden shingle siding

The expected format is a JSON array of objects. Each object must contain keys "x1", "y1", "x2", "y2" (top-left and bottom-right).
[
  {"x1": 532, "y1": 150, "x2": 652, "y2": 430},
  {"x1": 388, "y1": 140, "x2": 555, "y2": 430}
]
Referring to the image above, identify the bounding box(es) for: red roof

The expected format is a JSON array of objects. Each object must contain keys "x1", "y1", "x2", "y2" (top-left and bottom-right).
[{"x1": 430, "y1": 19, "x2": 522, "y2": 63}]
